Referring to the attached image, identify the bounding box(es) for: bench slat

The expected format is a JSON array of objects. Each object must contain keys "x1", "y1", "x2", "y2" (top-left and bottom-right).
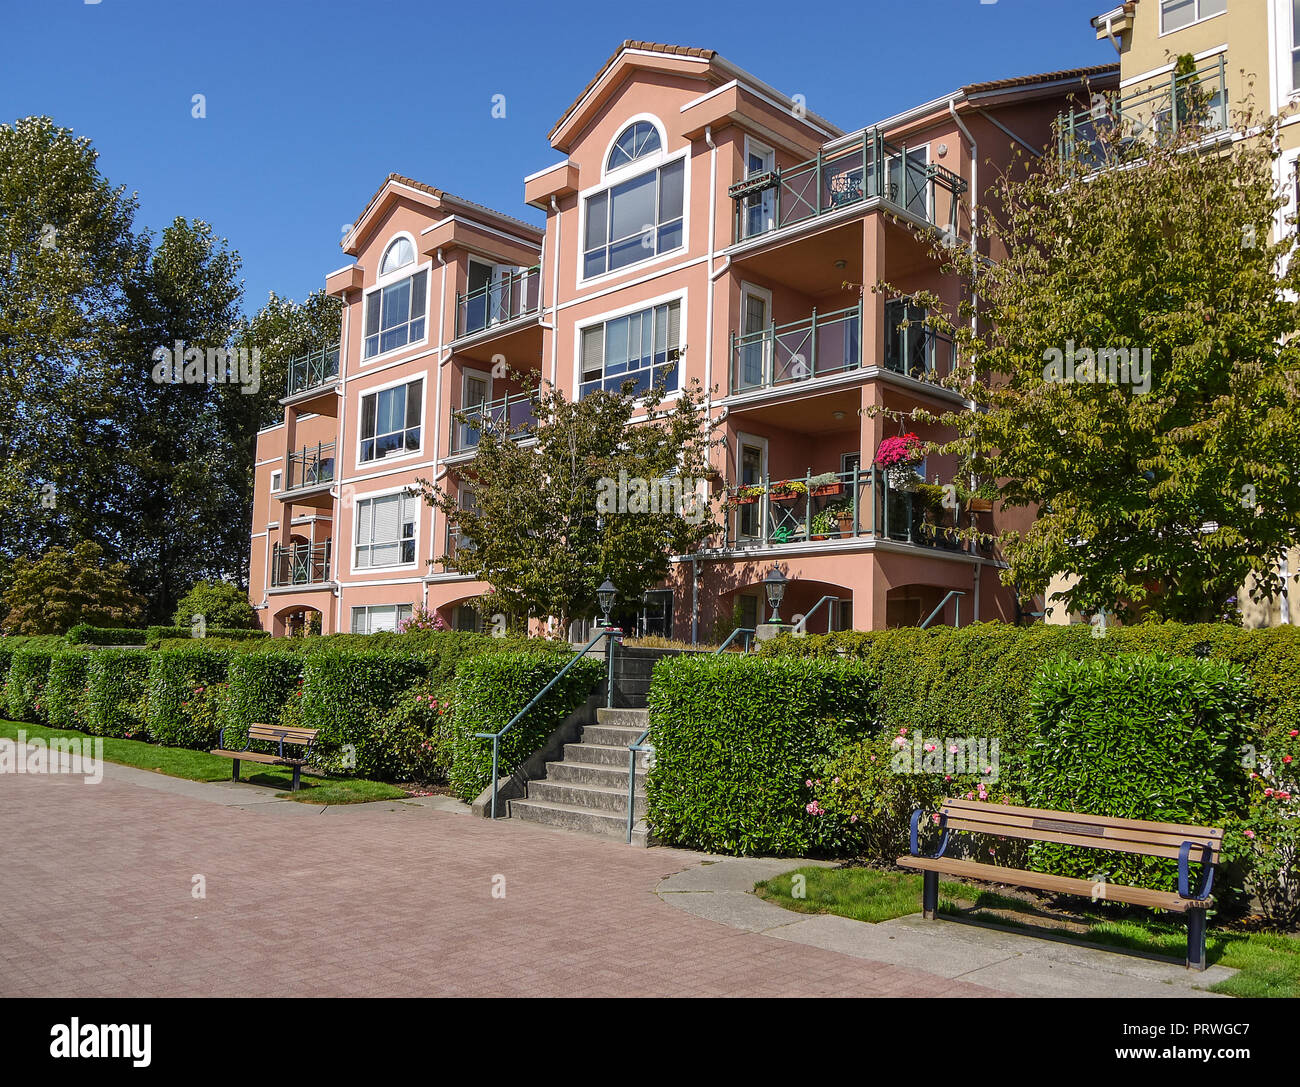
[
  {"x1": 940, "y1": 809, "x2": 1221, "y2": 862},
  {"x1": 941, "y1": 799, "x2": 1222, "y2": 839},
  {"x1": 209, "y1": 749, "x2": 306, "y2": 766},
  {"x1": 247, "y1": 724, "x2": 318, "y2": 743},
  {"x1": 897, "y1": 856, "x2": 1210, "y2": 912}
]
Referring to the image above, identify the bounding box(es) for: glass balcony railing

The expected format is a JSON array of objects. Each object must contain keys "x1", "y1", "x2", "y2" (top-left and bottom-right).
[
  {"x1": 450, "y1": 391, "x2": 538, "y2": 453},
  {"x1": 270, "y1": 540, "x2": 332, "y2": 587},
  {"x1": 285, "y1": 344, "x2": 340, "y2": 397},
  {"x1": 285, "y1": 442, "x2": 335, "y2": 491},
  {"x1": 729, "y1": 128, "x2": 967, "y2": 243},
  {"x1": 730, "y1": 302, "x2": 955, "y2": 394},
  {"x1": 455, "y1": 266, "x2": 542, "y2": 339},
  {"x1": 1057, "y1": 55, "x2": 1228, "y2": 167},
  {"x1": 726, "y1": 465, "x2": 977, "y2": 553}
]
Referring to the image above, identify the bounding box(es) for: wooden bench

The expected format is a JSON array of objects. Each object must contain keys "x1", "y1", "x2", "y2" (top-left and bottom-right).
[
  {"x1": 210, "y1": 724, "x2": 318, "y2": 792},
  {"x1": 897, "y1": 798, "x2": 1223, "y2": 970}
]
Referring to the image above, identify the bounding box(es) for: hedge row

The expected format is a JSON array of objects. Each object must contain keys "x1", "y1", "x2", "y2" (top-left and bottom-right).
[
  {"x1": 145, "y1": 625, "x2": 270, "y2": 648},
  {"x1": 66, "y1": 625, "x2": 147, "y2": 646},
  {"x1": 645, "y1": 655, "x2": 877, "y2": 855}
]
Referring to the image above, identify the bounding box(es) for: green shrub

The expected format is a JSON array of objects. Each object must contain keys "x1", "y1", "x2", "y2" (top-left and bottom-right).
[
  {"x1": 1023, "y1": 653, "x2": 1253, "y2": 895},
  {"x1": 448, "y1": 652, "x2": 603, "y2": 801},
  {"x1": 44, "y1": 650, "x2": 92, "y2": 729},
  {"x1": 173, "y1": 580, "x2": 260, "y2": 630},
  {"x1": 146, "y1": 625, "x2": 269, "y2": 648},
  {"x1": 645, "y1": 655, "x2": 878, "y2": 855},
  {"x1": 85, "y1": 649, "x2": 151, "y2": 738},
  {"x1": 221, "y1": 651, "x2": 305, "y2": 749},
  {"x1": 145, "y1": 645, "x2": 238, "y2": 747},
  {"x1": 66, "y1": 625, "x2": 147, "y2": 646},
  {"x1": 5, "y1": 647, "x2": 56, "y2": 723},
  {"x1": 356, "y1": 686, "x2": 454, "y2": 783},
  {"x1": 1226, "y1": 727, "x2": 1300, "y2": 928}
]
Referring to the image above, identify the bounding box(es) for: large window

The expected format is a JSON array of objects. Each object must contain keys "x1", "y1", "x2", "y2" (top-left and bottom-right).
[
  {"x1": 583, "y1": 158, "x2": 684, "y2": 278},
  {"x1": 350, "y1": 603, "x2": 413, "y2": 634},
  {"x1": 364, "y1": 266, "x2": 427, "y2": 358},
  {"x1": 1160, "y1": 0, "x2": 1225, "y2": 33},
  {"x1": 360, "y1": 379, "x2": 422, "y2": 462},
  {"x1": 580, "y1": 300, "x2": 680, "y2": 398},
  {"x1": 354, "y1": 491, "x2": 418, "y2": 568}
]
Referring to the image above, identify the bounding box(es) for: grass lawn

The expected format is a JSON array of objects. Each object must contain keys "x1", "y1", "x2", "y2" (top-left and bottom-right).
[
  {"x1": 755, "y1": 865, "x2": 1300, "y2": 998},
  {"x1": 0, "y1": 720, "x2": 408, "y2": 805}
]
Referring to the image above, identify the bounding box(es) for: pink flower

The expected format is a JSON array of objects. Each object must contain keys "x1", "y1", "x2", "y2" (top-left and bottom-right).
[
  {"x1": 1284, "y1": 755, "x2": 1293, "y2": 764},
  {"x1": 849, "y1": 815, "x2": 858, "y2": 824},
  {"x1": 1264, "y1": 788, "x2": 1275, "y2": 797},
  {"x1": 949, "y1": 744, "x2": 959, "y2": 754},
  {"x1": 1244, "y1": 829, "x2": 1256, "y2": 839},
  {"x1": 1278, "y1": 791, "x2": 1292, "y2": 800},
  {"x1": 965, "y1": 792, "x2": 974, "y2": 800},
  {"x1": 924, "y1": 744, "x2": 935, "y2": 753},
  {"x1": 1291, "y1": 730, "x2": 1299, "y2": 738},
  {"x1": 892, "y1": 737, "x2": 906, "y2": 747},
  {"x1": 898, "y1": 727, "x2": 908, "y2": 736},
  {"x1": 805, "y1": 779, "x2": 813, "y2": 787}
]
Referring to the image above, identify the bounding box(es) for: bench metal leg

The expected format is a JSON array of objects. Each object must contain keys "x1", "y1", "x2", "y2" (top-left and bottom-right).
[
  {"x1": 231, "y1": 759, "x2": 240, "y2": 783},
  {"x1": 922, "y1": 870, "x2": 939, "y2": 920},
  {"x1": 291, "y1": 765, "x2": 301, "y2": 793},
  {"x1": 1187, "y1": 907, "x2": 1208, "y2": 971}
]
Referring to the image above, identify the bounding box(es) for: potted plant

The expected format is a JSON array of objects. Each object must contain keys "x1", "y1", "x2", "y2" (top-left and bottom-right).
[
  {"x1": 965, "y1": 481, "x2": 998, "y2": 513},
  {"x1": 874, "y1": 433, "x2": 924, "y2": 492},
  {"x1": 769, "y1": 479, "x2": 808, "y2": 503},
  {"x1": 810, "y1": 509, "x2": 835, "y2": 540},
  {"x1": 821, "y1": 498, "x2": 856, "y2": 535},
  {"x1": 725, "y1": 484, "x2": 765, "y2": 508},
  {"x1": 809, "y1": 471, "x2": 843, "y2": 498}
]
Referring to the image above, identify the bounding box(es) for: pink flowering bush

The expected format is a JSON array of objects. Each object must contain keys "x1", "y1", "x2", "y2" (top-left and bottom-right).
[
  {"x1": 1228, "y1": 729, "x2": 1300, "y2": 928},
  {"x1": 352, "y1": 684, "x2": 455, "y2": 783},
  {"x1": 398, "y1": 605, "x2": 448, "y2": 633},
  {"x1": 873, "y1": 433, "x2": 924, "y2": 468}
]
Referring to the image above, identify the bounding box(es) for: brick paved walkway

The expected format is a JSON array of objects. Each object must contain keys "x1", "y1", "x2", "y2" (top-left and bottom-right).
[{"x1": 0, "y1": 767, "x2": 1008, "y2": 997}]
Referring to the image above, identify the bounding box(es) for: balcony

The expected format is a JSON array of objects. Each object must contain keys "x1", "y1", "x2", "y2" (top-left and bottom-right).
[
  {"x1": 455, "y1": 266, "x2": 542, "y2": 340},
  {"x1": 728, "y1": 128, "x2": 967, "y2": 245},
  {"x1": 285, "y1": 343, "x2": 340, "y2": 399},
  {"x1": 1057, "y1": 55, "x2": 1228, "y2": 167},
  {"x1": 725, "y1": 466, "x2": 979, "y2": 554},
  {"x1": 449, "y1": 390, "x2": 538, "y2": 454},
  {"x1": 284, "y1": 441, "x2": 335, "y2": 494},
  {"x1": 729, "y1": 302, "x2": 955, "y2": 395},
  {"x1": 270, "y1": 540, "x2": 332, "y2": 587}
]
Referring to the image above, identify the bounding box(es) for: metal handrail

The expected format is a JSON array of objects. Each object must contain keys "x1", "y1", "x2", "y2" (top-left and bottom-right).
[
  {"x1": 270, "y1": 540, "x2": 332, "y2": 587},
  {"x1": 626, "y1": 727, "x2": 652, "y2": 844},
  {"x1": 792, "y1": 596, "x2": 839, "y2": 635},
  {"x1": 475, "y1": 629, "x2": 615, "y2": 819},
  {"x1": 285, "y1": 442, "x2": 336, "y2": 490},
  {"x1": 456, "y1": 265, "x2": 542, "y2": 338},
  {"x1": 920, "y1": 590, "x2": 965, "y2": 630},
  {"x1": 730, "y1": 304, "x2": 861, "y2": 394},
  {"x1": 285, "y1": 343, "x2": 341, "y2": 397},
  {"x1": 714, "y1": 627, "x2": 755, "y2": 653},
  {"x1": 451, "y1": 389, "x2": 539, "y2": 452}
]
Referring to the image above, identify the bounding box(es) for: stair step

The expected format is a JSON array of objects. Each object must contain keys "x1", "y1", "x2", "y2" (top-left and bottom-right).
[
  {"x1": 545, "y1": 760, "x2": 646, "y2": 789},
  {"x1": 563, "y1": 742, "x2": 648, "y2": 768},
  {"x1": 596, "y1": 707, "x2": 650, "y2": 726},
  {"x1": 580, "y1": 723, "x2": 645, "y2": 746},
  {"x1": 509, "y1": 798, "x2": 649, "y2": 844},
  {"x1": 527, "y1": 779, "x2": 646, "y2": 815}
]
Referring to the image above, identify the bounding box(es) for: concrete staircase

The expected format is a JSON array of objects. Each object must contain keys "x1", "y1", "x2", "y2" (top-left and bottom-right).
[{"x1": 506, "y1": 646, "x2": 668, "y2": 846}]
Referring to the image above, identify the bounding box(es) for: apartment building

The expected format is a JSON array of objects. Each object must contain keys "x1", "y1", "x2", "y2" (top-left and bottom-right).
[
  {"x1": 248, "y1": 42, "x2": 1116, "y2": 640},
  {"x1": 1044, "y1": 1, "x2": 1299, "y2": 626}
]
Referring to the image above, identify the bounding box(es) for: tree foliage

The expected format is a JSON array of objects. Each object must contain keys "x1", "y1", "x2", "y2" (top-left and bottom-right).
[
  {"x1": 1, "y1": 540, "x2": 146, "y2": 635},
  {"x1": 884, "y1": 95, "x2": 1300, "y2": 622},
  {"x1": 172, "y1": 580, "x2": 260, "y2": 630}
]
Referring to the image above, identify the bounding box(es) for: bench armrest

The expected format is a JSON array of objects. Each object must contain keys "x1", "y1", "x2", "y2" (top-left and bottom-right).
[
  {"x1": 217, "y1": 726, "x2": 224, "y2": 750},
  {"x1": 1178, "y1": 840, "x2": 1214, "y2": 900},
  {"x1": 909, "y1": 808, "x2": 950, "y2": 859}
]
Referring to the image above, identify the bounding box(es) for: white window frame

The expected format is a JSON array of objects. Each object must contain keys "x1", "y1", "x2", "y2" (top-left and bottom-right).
[
  {"x1": 350, "y1": 603, "x2": 414, "y2": 634},
  {"x1": 351, "y1": 485, "x2": 422, "y2": 573},
  {"x1": 741, "y1": 136, "x2": 776, "y2": 239},
  {"x1": 356, "y1": 373, "x2": 426, "y2": 466},
  {"x1": 735, "y1": 431, "x2": 769, "y2": 543},
  {"x1": 269, "y1": 469, "x2": 282, "y2": 493},
  {"x1": 573, "y1": 288, "x2": 686, "y2": 401},
  {"x1": 737, "y1": 281, "x2": 774, "y2": 388},
  {"x1": 362, "y1": 232, "x2": 431, "y2": 364},
  {"x1": 1159, "y1": 0, "x2": 1227, "y2": 36}
]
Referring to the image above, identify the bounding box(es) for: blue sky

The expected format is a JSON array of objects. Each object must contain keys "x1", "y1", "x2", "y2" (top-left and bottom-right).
[{"x1": 2, "y1": 0, "x2": 1115, "y2": 314}]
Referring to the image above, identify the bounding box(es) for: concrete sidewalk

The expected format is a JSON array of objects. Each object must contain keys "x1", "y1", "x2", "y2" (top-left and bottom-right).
[{"x1": 655, "y1": 858, "x2": 1235, "y2": 998}]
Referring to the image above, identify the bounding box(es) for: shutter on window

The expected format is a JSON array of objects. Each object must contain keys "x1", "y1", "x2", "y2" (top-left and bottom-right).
[
  {"x1": 582, "y1": 326, "x2": 604, "y2": 380},
  {"x1": 666, "y1": 301, "x2": 681, "y2": 356},
  {"x1": 365, "y1": 291, "x2": 381, "y2": 336}
]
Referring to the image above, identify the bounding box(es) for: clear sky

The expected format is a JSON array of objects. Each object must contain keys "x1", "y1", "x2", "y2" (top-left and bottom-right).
[{"x1": 1, "y1": 0, "x2": 1115, "y2": 315}]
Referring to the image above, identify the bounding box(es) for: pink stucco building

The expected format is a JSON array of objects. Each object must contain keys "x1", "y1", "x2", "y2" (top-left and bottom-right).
[{"x1": 248, "y1": 42, "x2": 1117, "y2": 639}]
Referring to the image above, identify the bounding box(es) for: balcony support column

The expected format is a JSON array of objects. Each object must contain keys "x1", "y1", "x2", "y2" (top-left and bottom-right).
[{"x1": 862, "y1": 215, "x2": 887, "y2": 370}]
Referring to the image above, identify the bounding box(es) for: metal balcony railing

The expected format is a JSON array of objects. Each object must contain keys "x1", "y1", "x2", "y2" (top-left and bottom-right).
[
  {"x1": 270, "y1": 540, "x2": 332, "y2": 587},
  {"x1": 450, "y1": 391, "x2": 538, "y2": 453},
  {"x1": 1057, "y1": 55, "x2": 1228, "y2": 166},
  {"x1": 285, "y1": 343, "x2": 340, "y2": 397},
  {"x1": 729, "y1": 128, "x2": 967, "y2": 243},
  {"x1": 456, "y1": 266, "x2": 542, "y2": 339},
  {"x1": 285, "y1": 442, "x2": 335, "y2": 491},
  {"x1": 725, "y1": 465, "x2": 976, "y2": 552}
]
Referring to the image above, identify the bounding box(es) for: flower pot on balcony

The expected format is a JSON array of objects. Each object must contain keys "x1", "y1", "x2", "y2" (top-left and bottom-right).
[
  {"x1": 811, "y1": 483, "x2": 844, "y2": 498},
  {"x1": 836, "y1": 515, "x2": 856, "y2": 535},
  {"x1": 968, "y1": 497, "x2": 994, "y2": 513},
  {"x1": 732, "y1": 495, "x2": 759, "y2": 506},
  {"x1": 770, "y1": 490, "x2": 800, "y2": 503}
]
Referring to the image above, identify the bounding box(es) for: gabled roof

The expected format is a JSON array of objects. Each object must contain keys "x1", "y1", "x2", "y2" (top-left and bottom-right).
[
  {"x1": 341, "y1": 173, "x2": 542, "y2": 256},
  {"x1": 960, "y1": 63, "x2": 1120, "y2": 96}
]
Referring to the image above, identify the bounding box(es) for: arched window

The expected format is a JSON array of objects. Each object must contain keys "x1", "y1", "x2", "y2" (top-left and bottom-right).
[
  {"x1": 380, "y1": 236, "x2": 415, "y2": 276},
  {"x1": 607, "y1": 121, "x2": 661, "y2": 172}
]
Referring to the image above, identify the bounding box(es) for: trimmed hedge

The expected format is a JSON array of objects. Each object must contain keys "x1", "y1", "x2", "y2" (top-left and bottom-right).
[
  {"x1": 448, "y1": 652, "x2": 604, "y2": 802},
  {"x1": 45, "y1": 650, "x2": 92, "y2": 729},
  {"x1": 145, "y1": 645, "x2": 239, "y2": 747},
  {"x1": 5, "y1": 647, "x2": 57, "y2": 723},
  {"x1": 85, "y1": 649, "x2": 151, "y2": 738},
  {"x1": 66, "y1": 625, "x2": 147, "y2": 646},
  {"x1": 645, "y1": 655, "x2": 878, "y2": 855},
  {"x1": 221, "y1": 651, "x2": 305, "y2": 749},
  {"x1": 146, "y1": 625, "x2": 270, "y2": 648},
  {"x1": 1024, "y1": 653, "x2": 1253, "y2": 895}
]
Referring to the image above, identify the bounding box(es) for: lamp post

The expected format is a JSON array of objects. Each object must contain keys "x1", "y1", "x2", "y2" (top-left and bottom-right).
[
  {"x1": 596, "y1": 578, "x2": 619, "y2": 708},
  {"x1": 763, "y1": 566, "x2": 788, "y2": 624},
  {"x1": 597, "y1": 579, "x2": 618, "y2": 627}
]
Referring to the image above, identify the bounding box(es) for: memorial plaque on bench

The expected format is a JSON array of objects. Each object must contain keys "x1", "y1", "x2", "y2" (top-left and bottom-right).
[{"x1": 1032, "y1": 817, "x2": 1105, "y2": 837}]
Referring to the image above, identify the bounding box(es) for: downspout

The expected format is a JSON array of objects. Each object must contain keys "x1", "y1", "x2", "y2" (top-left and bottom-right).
[
  {"x1": 549, "y1": 196, "x2": 561, "y2": 388},
  {"x1": 329, "y1": 294, "x2": 351, "y2": 633},
  {"x1": 1100, "y1": 13, "x2": 1120, "y2": 54},
  {"x1": 948, "y1": 97, "x2": 981, "y2": 509},
  {"x1": 427, "y1": 246, "x2": 450, "y2": 613},
  {"x1": 694, "y1": 125, "x2": 721, "y2": 649}
]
